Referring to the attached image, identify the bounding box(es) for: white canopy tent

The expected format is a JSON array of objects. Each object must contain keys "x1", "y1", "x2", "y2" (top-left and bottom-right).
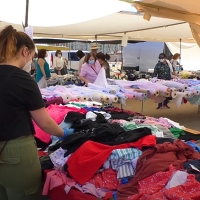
[
  {"x1": 0, "y1": 0, "x2": 130, "y2": 27},
  {"x1": 122, "y1": 0, "x2": 200, "y2": 46},
  {"x1": 1, "y1": 0, "x2": 199, "y2": 70},
  {"x1": 0, "y1": 12, "x2": 194, "y2": 42}
]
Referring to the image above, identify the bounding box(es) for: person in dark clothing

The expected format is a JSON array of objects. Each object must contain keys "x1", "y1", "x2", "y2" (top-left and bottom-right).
[
  {"x1": 96, "y1": 52, "x2": 111, "y2": 78},
  {"x1": 0, "y1": 25, "x2": 68, "y2": 200},
  {"x1": 153, "y1": 53, "x2": 172, "y2": 109}
]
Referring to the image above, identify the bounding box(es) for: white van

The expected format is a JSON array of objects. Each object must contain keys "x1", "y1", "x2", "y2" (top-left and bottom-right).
[
  {"x1": 123, "y1": 42, "x2": 164, "y2": 72},
  {"x1": 46, "y1": 50, "x2": 90, "y2": 70}
]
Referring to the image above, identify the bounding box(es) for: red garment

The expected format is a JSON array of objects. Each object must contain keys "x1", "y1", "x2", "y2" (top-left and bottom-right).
[
  {"x1": 89, "y1": 169, "x2": 120, "y2": 191},
  {"x1": 38, "y1": 150, "x2": 48, "y2": 157},
  {"x1": 183, "y1": 98, "x2": 187, "y2": 104},
  {"x1": 48, "y1": 184, "x2": 98, "y2": 200},
  {"x1": 128, "y1": 166, "x2": 200, "y2": 200},
  {"x1": 67, "y1": 135, "x2": 156, "y2": 185},
  {"x1": 43, "y1": 170, "x2": 98, "y2": 200},
  {"x1": 42, "y1": 170, "x2": 75, "y2": 195},
  {"x1": 33, "y1": 105, "x2": 87, "y2": 143},
  {"x1": 117, "y1": 140, "x2": 200, "y2": 200}
]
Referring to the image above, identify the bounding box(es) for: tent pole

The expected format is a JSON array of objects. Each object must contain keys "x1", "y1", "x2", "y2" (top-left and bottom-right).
[
  {"x1": 179, "y1": 38, "x2": 182, "y2": 64},
  {"x1": 121, "y1": 45, "x2": 123, "y2": 71},
  {"x1": 69, "y1": 43, "x2": 71, "y2": 69},
  {"x1": 25, "y1": 0, "x2": 29, "y2": 27}
]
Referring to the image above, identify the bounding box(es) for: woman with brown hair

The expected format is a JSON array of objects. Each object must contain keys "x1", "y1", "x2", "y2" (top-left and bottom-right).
[
  {"x1": 171, "y1": 53, "x2": 183, "y2": 71},
  {"x1": 36, "y1": 49, "x2": 51, "y2": 88},
  {"x1": 0, "y1": 26, "x2": 69, "y2": 200},
  {"x1": 79, "y1": 52, "x2": 101, "y2": 86},
  {"x1": 96, "y1": 52, "x2": 111, "y2": 78},
  {"x1": 53, "y1": 50, "x2": 68, "y2": 75}
]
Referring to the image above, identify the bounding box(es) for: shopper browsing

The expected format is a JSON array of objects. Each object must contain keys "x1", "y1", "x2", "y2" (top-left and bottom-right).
[
  {"x1": 153, "y1": 53, "x2": 172, "y2": 109},
  {"x1": 79, "y1": 52, "x2": 101, "y2": 86},
  {"x1": 0, "y1": 25, "x2": 71, "y2": 200}
]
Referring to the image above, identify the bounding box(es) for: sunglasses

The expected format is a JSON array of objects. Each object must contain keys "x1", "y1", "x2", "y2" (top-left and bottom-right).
[{"x1": 158, "y1": 57, "x2": 164, "y2": 59}]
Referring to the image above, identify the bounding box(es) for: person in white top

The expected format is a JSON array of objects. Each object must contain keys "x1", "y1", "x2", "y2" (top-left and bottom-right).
[
  {"x1": 53, "y1": 50, "x2": 68, "y2": 75},
  {"x1": 76, "y1": 50, "x2": 85, "y2": 74},
  {"x1": 170, "y1": 53, "x2": 183, "y2": 71}
]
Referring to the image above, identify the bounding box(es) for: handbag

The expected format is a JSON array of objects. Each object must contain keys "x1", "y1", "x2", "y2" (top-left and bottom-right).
[{"x1": 90, "y1": 66, "x2": 98, "y2": 75}]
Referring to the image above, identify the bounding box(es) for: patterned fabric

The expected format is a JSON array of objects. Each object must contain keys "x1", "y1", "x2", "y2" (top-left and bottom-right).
[
  {"x1": 153, "y1": 62, "x2": 171, "y2": 80},
  {"x1": 128, "y1": 165, "x2": 200, "y2": 200},
  {"x1": 49, "y1": 148, "x2": 71, "y2": 168},
  {"x1": 117, "y1": 163, "x2": 135, "y2": 179},
  {"x1": 108, "y1": 148, "x2": 142, "y2": 180},
  {"x1": 109, "y1": 148, "x2": 142, "y2": 161},
  {"x1": 88, "y1": 169, "x2": 120, "y2": 191}
]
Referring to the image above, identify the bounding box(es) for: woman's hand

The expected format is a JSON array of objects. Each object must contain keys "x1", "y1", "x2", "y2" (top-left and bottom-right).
[{"x1": 85, "y1": 80, "x2": 90, "y2": 86}]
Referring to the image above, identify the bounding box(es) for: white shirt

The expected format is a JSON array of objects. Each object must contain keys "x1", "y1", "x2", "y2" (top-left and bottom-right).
[
  {"x1": 78, "y1": 56, "x2": 85, "y2": 74},
  {"x1": 53, "y1": 57, "x2": 66, "y2": 69},
  {"x1": 166, "y1": 59, "x2": 173, "y2": 74}
]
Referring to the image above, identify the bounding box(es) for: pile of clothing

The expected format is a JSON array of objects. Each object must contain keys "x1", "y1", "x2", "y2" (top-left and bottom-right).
[{"x1": 36, "y1": 103, "x2": 200, "y2": 200}]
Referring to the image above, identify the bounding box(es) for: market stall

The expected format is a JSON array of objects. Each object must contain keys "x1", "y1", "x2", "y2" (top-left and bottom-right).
[
  {"x1": 40, "y1": 76, "x2": 200, "y2": 111},
  {"x1": 36, "y1": 101, "x2": 200, "y2": 200}
]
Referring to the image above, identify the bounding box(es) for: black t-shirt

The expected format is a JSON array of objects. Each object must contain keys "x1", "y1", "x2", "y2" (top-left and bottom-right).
[{"x1": 0, "y1": 65, "x2": 45, "y2": 141}]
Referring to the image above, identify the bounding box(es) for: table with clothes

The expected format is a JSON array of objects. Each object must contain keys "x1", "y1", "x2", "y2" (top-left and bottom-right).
[{"x1": 35, "y1": 103, "x2": 200, "y2": 200}]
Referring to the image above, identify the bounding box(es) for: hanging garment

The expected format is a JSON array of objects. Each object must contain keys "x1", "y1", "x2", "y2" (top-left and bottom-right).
[{"x1": 93, "y1": 67, "x2": 109, "y2": 88}]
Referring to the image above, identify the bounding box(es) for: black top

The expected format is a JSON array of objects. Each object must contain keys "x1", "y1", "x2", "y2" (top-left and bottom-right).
[{"x1": 0, "y1": 65, "x2": 45, "y2": 141}]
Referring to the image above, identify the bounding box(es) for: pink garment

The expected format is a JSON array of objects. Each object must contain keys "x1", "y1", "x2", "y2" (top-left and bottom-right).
[
  {"x1": 113, "y1": 80, "x2": 169, "y2": 93},
  {"x1": 73, "y1": 183, "x2": 108, "y2": 199},
  {"x1": 33, "y1": 104, "x2": 87, "y2": 143},
  {"x1": 43, "y1": 170, "x2": 76, "y2": 195},
  {"x1": 144, "y1": 117, "x2": 172, "y2": 129},
  {"x1": 79, "y1": 61, "x2": 102, "y2": 83},
  {"x1": 111, "y1": 119, "x2": 127, "y2": 126}
]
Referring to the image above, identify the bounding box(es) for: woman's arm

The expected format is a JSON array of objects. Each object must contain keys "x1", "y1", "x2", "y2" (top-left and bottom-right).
[
  {"x1": 79, "y1": 76, "x2": 89, "y2": 86},
  {"x1": 38, "y1": 58, "x2": 46, "y2": 78},
  {"x1": 53, "y1": 57, "x2": 57, "y2": 68},
  {"x1": 153, "y1": 64, "x2": 158, "y2": 77},
  {"x1": 79, "y1": 64, "x2": 90, "y2": 85},
  {"x1": 30, "y1": 107, "x2": 64, "y2": 137},
  {"x1": 64, "y1": 58, "x2": 68, "y2": 65}
]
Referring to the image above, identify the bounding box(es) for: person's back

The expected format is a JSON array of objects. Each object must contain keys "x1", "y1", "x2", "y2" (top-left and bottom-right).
[
  {"x1": 102, "y1": 60, "x2": 110, "y2": 78},
  {"x1": 36, "y1": 59, "x2": 50, "y2": 81},
  {"x1": 0, "y1": 25, "x2": 70, "y2": 200}
]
